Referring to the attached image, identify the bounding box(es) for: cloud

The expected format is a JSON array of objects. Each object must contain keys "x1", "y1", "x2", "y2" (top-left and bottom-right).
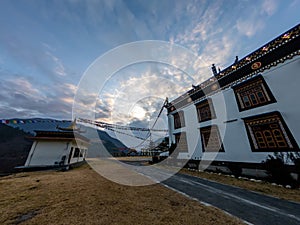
[
  {"x1": 0, "y1": 75, "x2": 77, "y2": 119},
  {"x1": 289, "y1": 0, "x2": 300, "y2": 8},
  {"x1": 261, "y1": 0, "x2": 278, "y2": 16},
  {"x1": 168, "y1": 0, "x2": 240, "y2": 76},
  {"x1": 45, "y1": 51, "x2": 67, "y2": 76},
  {"x1": 236, "y1": 18, "x2": 265, "y2": 38},
  {"x1": 172, "y1": 1, "x2": 224, "y2": 50},
  {"x1": 60, "y1": 97, "x2": 74, "y2": 104},
  {"x1": 0, "y1": 30, "x2": 69, "y2": 83},
  {"x1": 92, "y1": 63, "x2": 194, "y2": 126},
  {"x1": 0, "y1": 0, "x2": 296, "y2": 126},
  {"x1": 236, "y1": 0, "x2": 278, "y2": 37}
]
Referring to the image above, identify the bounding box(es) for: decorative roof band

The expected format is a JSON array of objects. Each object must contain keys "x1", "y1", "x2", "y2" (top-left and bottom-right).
[{"x1": 167, "y1": 23, "x2": 300, "y2": 111}]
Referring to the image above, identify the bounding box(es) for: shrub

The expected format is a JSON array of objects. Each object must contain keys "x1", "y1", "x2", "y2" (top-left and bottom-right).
[
  {"x1": 227, "y1": 164, "x2": 242, "y2": 178},
  {"x1": 262, "y1": 153, "x2": 295, "y2": 187},
  {"x1": 288, "y1": 152, "x2": 300, "y2": 185}
]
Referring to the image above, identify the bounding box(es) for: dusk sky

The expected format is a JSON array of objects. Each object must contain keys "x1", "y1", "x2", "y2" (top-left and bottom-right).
[{"x1": 0, "y1": 0, "x2": 299, "y2": 124}]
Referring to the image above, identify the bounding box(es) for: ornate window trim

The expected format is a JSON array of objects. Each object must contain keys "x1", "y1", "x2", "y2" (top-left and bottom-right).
[
  {"x1": 174, "y1": 132, "x2": 188, "y2": 152},
  {"x1": 232, "y1": 75, "x2": 276, "y2": 111},
  {"x1": 200, "y1": 125, "x2": 224, "y2": 153},
  {"x1": 173, "y1": 111, "x2": 185, "y2": 129},
  {"x1": 195, "y1": 98, "x2": 216, "y2": 122},
  {"x1": 243, "y1": 111, "x2": 299, "y2": 152}
]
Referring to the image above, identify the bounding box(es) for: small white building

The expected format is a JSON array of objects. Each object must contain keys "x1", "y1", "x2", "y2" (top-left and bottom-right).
[{"x1": 23, "y1": 130, "x2": 89, "y2": 169}]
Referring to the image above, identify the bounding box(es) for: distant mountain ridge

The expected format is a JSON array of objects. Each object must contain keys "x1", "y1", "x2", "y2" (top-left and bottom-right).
[
  {"x1": 5, "y1": 118, "x2": 128, "y2": 157},
  {"x1": 0, "y1": 124, "x2": 33, "y2": 174}
]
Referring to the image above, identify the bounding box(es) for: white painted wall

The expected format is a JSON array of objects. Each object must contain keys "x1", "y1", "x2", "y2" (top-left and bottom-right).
[
  {"x1": 25, "y1": 141, "x2": 70, "y2": 166},
  {"x1": 25, "y1": 139, "x2": 89, "y2": 167},
  {"x1": 168, "y1": 56, "x2": 300, "y2": 163}
]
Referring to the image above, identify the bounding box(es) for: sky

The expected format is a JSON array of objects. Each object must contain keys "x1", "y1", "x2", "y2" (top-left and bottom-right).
[{"x1": 0, "y1": 0, "x2": 299, "y2": 126}]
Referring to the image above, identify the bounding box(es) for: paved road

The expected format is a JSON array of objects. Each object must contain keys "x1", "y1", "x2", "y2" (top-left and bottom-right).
[
  {"x1": 162, "y1": 172, "x2": 300, "y2": 225},
  {"x1": 119, "y1": 159, "x2": 300, "y2": 225}
]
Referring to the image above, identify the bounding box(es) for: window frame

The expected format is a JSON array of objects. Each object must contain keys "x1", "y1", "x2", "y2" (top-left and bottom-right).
[
  {"x1": 174, "y1": 132, "x2": 188, "y2": 153},
  {"x1": 195, "y1": 98, "x2": 216, "y2": 122},
  {"x1": 232, "y1": 75, "x2": 276, "y2": 111},
  {"x1": 200, "y1": 125, "x2": 225, "y2": 153},
  {"x1": 173, "y1": 111, "x2": 185, "y2": 129},
  {"x1": 243, "y1": 111, "x2": 299, "y2": 152}
]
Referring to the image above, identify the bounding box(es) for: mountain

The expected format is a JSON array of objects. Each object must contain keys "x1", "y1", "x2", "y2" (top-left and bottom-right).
[
  {"x1": 0, "y1": 124, "x2": 33, "y2": 174},
  {"x1": 97, "y1": 130, "x2": 127, "y2": 148},
  {"x1": 74, "y1": 126, "x2": 128, "y2": 157},
  {"x1": 4, "y1": 118, "x2": 128, "y2": 158}
]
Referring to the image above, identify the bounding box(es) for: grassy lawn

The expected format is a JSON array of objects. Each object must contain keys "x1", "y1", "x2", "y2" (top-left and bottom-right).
[{"x1": 0, "y1": 164, "x2": 244, "y2": 225}]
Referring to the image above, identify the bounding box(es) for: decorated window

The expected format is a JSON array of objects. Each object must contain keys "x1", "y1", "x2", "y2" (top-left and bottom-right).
[
  {"x1": 173, "y1": 111, "x2": 185, "y2": 129},
  {"x1": 174, "y1": 132, "x2": 188, "y2": 152},
  {"x1": 195, "y1": 98, "x2": 216, "y2": 122},
  {"x1": 233, "y1": 75, "x2": 276, "y2": 111},
  {"x1": 243, "y1": 112, "x2": 299, "y2": 152},
  {"x1": 200, "y1": 125, "x2": 224, "y2": 152}
]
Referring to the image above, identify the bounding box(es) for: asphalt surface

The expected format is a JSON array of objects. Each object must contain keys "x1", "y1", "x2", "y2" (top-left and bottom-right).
[
  {"x1": 120, "y1": 159, "x2": 300, "y2": 225},
  {"x1": 162, "y1": 172, "x2": 300, "y2": 225}
]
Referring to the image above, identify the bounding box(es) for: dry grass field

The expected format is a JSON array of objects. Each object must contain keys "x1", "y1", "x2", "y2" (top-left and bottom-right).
[{"x1": 0, "y1": 164, "x2": 244, "y2": 225}]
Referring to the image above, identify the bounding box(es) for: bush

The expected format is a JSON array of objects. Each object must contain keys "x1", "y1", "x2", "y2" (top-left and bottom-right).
[
  {"x1": 228, "y1": 164, "x2": 242, "y2": 178},
  {"x1": 288, "y1": 152, "x2": 300, "y2": 184},
  {"x1": 263, "y1": 153, "x2": 296, "y2": 187}
]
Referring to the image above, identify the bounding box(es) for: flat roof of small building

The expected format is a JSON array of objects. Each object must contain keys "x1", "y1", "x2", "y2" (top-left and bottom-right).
[{"x1": 28, "y1": 130, "x2": 90, "y2": 144}]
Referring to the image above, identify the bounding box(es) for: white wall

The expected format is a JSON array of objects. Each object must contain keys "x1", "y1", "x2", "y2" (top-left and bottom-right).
[
  {"x1": 25, "y1": 139, "x2": 89, "y2": 167},
  {"x1": 25, "y1": 141, "x2": 70, "y2": 166},
  {"x1": 168, "y1": 56, "x2": 300, "y2": 163}
]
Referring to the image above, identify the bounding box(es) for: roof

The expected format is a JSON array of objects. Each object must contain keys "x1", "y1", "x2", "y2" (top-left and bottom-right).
[
  {"x1": 166, "y1": 23, "x2": 300, "y2": 113},
  {"x1": 28, "y1": 130, "x2": 90, "y2": 143}
]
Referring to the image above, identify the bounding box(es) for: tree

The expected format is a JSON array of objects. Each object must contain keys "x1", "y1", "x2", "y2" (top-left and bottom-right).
[{"x1": 262, "y1": 152, "x2": 298, "y2": 188}]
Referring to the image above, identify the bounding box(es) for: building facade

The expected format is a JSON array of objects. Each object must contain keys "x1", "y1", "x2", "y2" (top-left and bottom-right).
[
  {"x1": 166, "y1": 24, "x2": 300, "y2": 173},
  {"x1": 24, "y1": 130, "x2": 89, "y2": 169}
]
